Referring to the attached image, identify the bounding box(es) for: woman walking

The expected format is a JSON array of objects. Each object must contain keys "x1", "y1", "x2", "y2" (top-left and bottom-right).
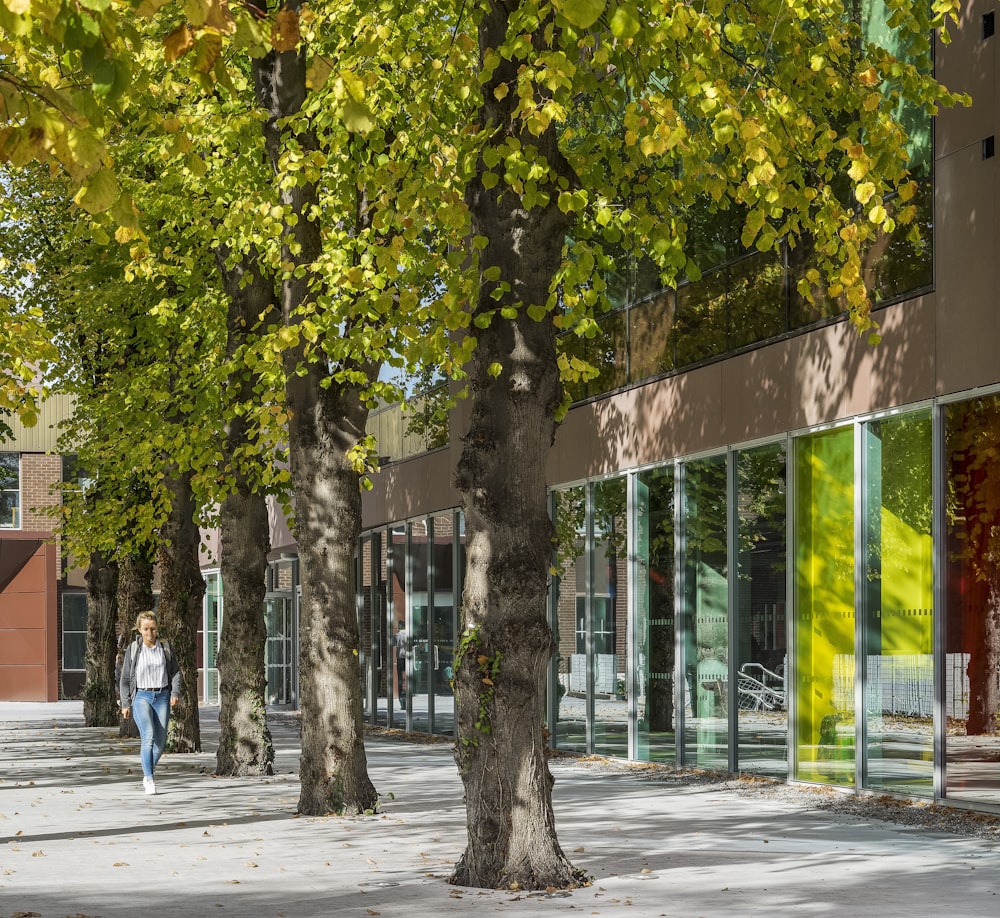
[{"x1": 119, "y1": 611, "x2": 181, "y2": 795}]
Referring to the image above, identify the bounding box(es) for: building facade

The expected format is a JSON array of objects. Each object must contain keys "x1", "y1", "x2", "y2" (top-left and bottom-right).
[
  {"x1": 0, "y1": 395, "x2": 85, "y2": 701},
  {"x1": 350, "y1": 3, "x2": 1000, "y2": 812}
]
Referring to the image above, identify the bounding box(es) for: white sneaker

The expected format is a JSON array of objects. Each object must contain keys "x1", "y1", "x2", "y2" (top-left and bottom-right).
[{"x1": 143, "y1": 776, "x2": 156, "y2": 795}]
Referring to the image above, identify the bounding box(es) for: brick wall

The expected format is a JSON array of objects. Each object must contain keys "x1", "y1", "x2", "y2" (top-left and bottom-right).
[{"x1": 20, "y1": 453, "x2": 63, "y2": 579}]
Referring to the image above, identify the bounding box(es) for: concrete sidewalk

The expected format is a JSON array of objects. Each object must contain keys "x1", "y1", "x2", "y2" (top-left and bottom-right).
[{"x1": 1, "y1": 702, "x2": 998, "y2": 918}]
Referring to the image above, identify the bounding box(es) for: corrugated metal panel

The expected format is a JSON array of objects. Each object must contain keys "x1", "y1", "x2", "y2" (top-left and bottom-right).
[{"x1": 2, "y1": 395, "x2": 74, "y2": 453}]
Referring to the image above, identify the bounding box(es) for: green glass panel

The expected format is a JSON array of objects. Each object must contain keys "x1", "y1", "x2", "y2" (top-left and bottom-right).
[
  {"x1": 682, "y1": 455, "x2": 729, "y2": 770},
  {"x1": 794, "y1": 427, "x2": 856, "y2": 785},
  {"x1": 863, "y1": 412, "x2": 933, "y2": 795},
  {"x1": 636, "y1": 466, "x2": 677, "y2": 764}
]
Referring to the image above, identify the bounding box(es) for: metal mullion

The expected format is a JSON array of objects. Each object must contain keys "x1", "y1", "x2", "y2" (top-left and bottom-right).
[{"x1": 932, "y1": 402, "x2": 947, "y2": 800}]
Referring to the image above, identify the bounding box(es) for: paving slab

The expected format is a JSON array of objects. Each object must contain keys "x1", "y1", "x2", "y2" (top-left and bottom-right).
[{"x1": 1, "y1": 701, "x2": 998, "y2": 918}]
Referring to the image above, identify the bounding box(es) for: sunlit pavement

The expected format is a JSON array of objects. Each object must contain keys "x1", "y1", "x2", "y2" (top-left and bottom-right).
[{"x1": 1, "y1": 701, "x2": 999, "y2": 918}]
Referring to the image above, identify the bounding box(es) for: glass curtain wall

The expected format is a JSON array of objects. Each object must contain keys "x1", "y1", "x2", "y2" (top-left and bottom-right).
[
  {"x1": 552, "y1": 486, "x2": 588, "y2": 752},
  {"x1": 794, "y1": 427, "x2": 856, "y2": 785},
  {"x1": 944, "y1": 396, "x2": 1000, "y2": 805},
  {"x1": 408, "y1": 519, "x2": 431, "y2": 734},
  {"x1": 359, "y1": 536, "x2": 376, "y2": 719},
  {"x1": 203, "y1": 571, "x2": 222, "y2": 703},
  {"x1": 862, "y1": 412, "x2": 934, "y2": 795},
  {"x1": 592, "y1": 477, "x2": 629, "y2": 758},
  {"x1": 431, "y1": 513, "x2": 459, "y2": 736},
  {"x1": 264, "y1": 558, "x2": 297, "y2": 706},
  {"x1": 388, "y1": 524, "x2": 407, "y2": 728},
  {"x1": 681, "y1": 456, "x2": 729, "y2": 769},
  {"x1": 635, "y1": 466, "x2": 677, "y2": 763},
  {"x1": 735, "y1": 443, "x2": 788, "y2": 777}
]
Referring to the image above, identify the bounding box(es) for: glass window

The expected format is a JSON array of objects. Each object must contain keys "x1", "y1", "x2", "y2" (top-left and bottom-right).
[
  {"x1": 551, "y1": 486, "x2": 588, "y2": 753},
  {"x1": 409, "y1": 519, "x2": 431, "y2": 735},
  {"x1": 202, "y1": 572, "x2": 222, "y2": 704},
  {"x1": 673, "y1": 270, "x2": 729, "y2": 367},
  {"x1": 636, "y1": 466, "x2": 677, "y2": 764},
  {"x1": 592, "y1": 477, "x2": 629, "y2": 758},
  {"x1": 430, "y1": 514, "x2": 458, "y2": 737},
  {"x1": 62, "y1": 592, "x2": 88, "y2": 671},
  {"x1": 681, "y1": 455, "x2": 730, "y2": 770},
  {"x1": 628, "y1": 290, "x2": 676, "y2": 381},
  {"x1": 944, "y1": 397, "x2": 1000, "y2": 805},
  {"x1": 389, "y1": 524, "x2": 407, "y2": 729},
  {"x1": 736, "y1": 443, "x2": 788, "y2": 778},
  {"x1": 862, "y1": 412, "x2": 933, "y2": 796},
  {"x1": 794, "y1": 427, "x2": 856, "y2": 785},
  {"x1": 1, "y1": 453, "x2": 19, "y2": 529}
]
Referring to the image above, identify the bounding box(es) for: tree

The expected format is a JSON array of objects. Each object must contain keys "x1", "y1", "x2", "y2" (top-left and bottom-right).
[
  {"x1": 82, "y1": 549, "x2": 119, "y2": 726},
  {"x1": 214, "y1": 243, "x2": 279, "y2": 776},
  {"x1": 449, "y1": 0, "x2": 964, "y2": 890}
]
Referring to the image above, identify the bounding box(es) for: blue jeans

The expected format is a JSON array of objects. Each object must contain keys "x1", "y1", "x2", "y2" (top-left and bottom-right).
[{"x1": 132, "y1": 688, "x2": 170, "y2": 778}]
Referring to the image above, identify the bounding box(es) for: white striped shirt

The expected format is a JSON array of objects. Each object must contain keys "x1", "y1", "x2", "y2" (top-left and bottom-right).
[{"x1": 135, "y1": 642, "x2": 167, "y2": 690}]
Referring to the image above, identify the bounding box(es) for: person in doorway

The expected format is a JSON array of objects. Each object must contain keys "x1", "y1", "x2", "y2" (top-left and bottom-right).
[
  {"x1": 119, "y1": 611, "x2": 181, "y2": 795},
  {"x1": 394, "y1": 619, "x2": 408, "y2": 709}
]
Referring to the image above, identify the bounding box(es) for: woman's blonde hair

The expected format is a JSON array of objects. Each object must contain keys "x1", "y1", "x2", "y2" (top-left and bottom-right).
[{"x1": 135, "y1": 610, "x2": 158, "y2": 631}]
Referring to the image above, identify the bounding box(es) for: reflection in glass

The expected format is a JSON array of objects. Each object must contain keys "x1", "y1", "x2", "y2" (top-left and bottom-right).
[
  {"x1": 674, "y1": 270, "x2": 728, "y2": 367},
  {"x1": 561, "y1": 311, "x2": 628, "y2": 402},
  {"x1": 430, "y1": 514, "x2": 458, "y2": 737},
  {"x1": 408, "y1": 519, "x2": 431, "y2": 734},
  {"x1": 736, "y1": 443, "x2": 788, "y2": 778},
  {"x1": 389, "y1": 525, "x2": 407, "y2": 729},
  {"x1": 945, "y1": 397, "x2": 1000, "y2": 805},
  {"x1": 359, "y1": 537, "x2": 375, "y2": 719},
  {"x1": 726, "y1": 251, "x2": 785, "y2": 350},
  {"x1": 863, "y1": 412, "x2": 933, "y2": 795},
  {"x1": 552, "y1": 486, "x2": 588, "y2": 753},
  {"x1": 203, "y1": 572, "x2": 222, "y2": 704},
  {"x1": 628, "y1": 290, "x2": 676, "y2": 381},
  {"x1": 636, "y1": 466, "x2": 677, "y2": 763},
  {"x1": 592, "y1": 477, "x2": 629, "y2": 758},
  {"x1": 795, "y1": 427, "x2": 856, "y2": 785},
  {"x1": 681, "y1": 455, "x2": 729, "y2": 769}
]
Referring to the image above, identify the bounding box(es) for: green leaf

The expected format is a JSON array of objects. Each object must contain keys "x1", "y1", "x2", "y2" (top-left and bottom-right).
[
  {"x1": 341, "y1": 98, "x2": 374, "y2": 133},
  {"x1": 73, "y1": 168, "x2": 119, "y2": 214},
  {"x1": 556, "y1": 0, "x2": 607, "y2": 30},
  {"x1": 609, "y1": 3, "x2": 640, "y2": 39}
]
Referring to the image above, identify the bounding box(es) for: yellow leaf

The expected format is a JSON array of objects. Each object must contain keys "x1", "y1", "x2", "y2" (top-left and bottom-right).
[
  {"x1": 164, "y1": 24, "x2": 195, "y2": 63},
  {"x1": 272, "y1": 8, "x2": 300, "y2": 52},
  {"x1": 307, "y1": 56, "x2": 334, "y2": 90},
  {"x1": 3, "y1": 0, "x2": 29, "y2": 14},
  {"x1": 205, "y1": 0, "x2": 236, "y2": 34}
]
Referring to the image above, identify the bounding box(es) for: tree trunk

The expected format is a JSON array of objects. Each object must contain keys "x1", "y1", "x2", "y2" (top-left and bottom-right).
[
  {"x1": 253, "y1": 11, "x2": 377, "y2": 814},
  {"x1": 83, "y1": 550, "x2": 119, "y2": 727},
  {"x1": 158, "y1": 468, "x2": 206, "y2": 753},
  {"x1": 116, "y1": 548, "x2": 155, "y2": 738},
  {"x1": 217, "y1": 487, "x2": 275, "y2": 774},
  {"x1": 288, "y1": 365, "x2": 377, "y2": 814},
  {"x1": 450, "y1": 0, "x2": 582, "y2": 890},
  {"x1": 214, "y1": 247, "x2": 278, "y2": 777},
  {"x1": 967, "y1": 574, "x2": 1000, "y2": 735}
]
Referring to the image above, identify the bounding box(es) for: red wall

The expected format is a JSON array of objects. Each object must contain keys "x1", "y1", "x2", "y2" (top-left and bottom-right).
[{"x1": 0, "y1": 535, "x2": 59, "y2": 701}]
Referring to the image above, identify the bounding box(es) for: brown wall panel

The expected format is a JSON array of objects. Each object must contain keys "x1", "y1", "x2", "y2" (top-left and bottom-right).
[
  {"x1": 0, "y1": 667, "x2": 50, "y2": 702},
  {"x1": 936, "y1": 143, "x2": 1000, "y2": 396},
  {"x1": 936, "y1": 0, "x2": 996, "y2": 161},
  {"x1": 0, "y1": 540, "x2": 59, "y2": 701},
  {"x1": 0, "y1": 628, "x2": 47, "y2": 665}
]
